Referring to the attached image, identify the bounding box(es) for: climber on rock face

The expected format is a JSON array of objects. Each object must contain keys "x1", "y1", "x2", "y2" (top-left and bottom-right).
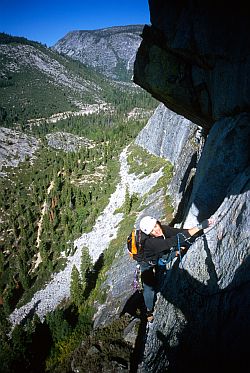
[{"x1": 138, "y1": 215, "x2": 215, "y2": 323}]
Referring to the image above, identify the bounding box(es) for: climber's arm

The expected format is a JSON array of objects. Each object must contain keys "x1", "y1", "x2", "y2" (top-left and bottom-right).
[{"x1": 188, "y1": 217, "x2": 215, "y2": 237}]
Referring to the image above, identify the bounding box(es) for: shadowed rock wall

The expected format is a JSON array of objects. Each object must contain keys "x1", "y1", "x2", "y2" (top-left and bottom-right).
[
  {"x1": 133, "y1": 1, "x2": 250, "y2": 372},
  {"x1": 134, "y1": 1, "x2": 250, "y2": 132}
]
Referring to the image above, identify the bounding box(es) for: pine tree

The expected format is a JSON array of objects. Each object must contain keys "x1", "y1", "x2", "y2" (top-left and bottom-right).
[
  {"x1": 80, "y1": 248, "x2": 93, "y2": 279},
  {"x1": 70, "y1": 265, "x2": 83, "y2": 308},
  {"x1": 46, "y1": 309, "x2": 71, "y2": 343}
]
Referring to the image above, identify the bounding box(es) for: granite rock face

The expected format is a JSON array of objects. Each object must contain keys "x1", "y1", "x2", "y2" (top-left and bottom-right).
[
  {"x1": 53, "y1": 25, "x2": 144, "y2": 81},
  {"x1": 135, "y1": 103, "x2": 200, "y2": 219},
  {"x1": 134, "y1": 1, "x2": 250, "y2": 132},
  {"x1": 135, "y1": 103, "x2": 198, "y2": 165},
  {"x1": 139, "y1": 166, "x2": 250, "y2": 373},
  {"x1": 3, "y1": 10, "x2": 249, "y2": 371},
  {"x1": 0, "y1": 127, "x2": 40, "y2": 176},
  {"x1": 184, "y1": 113, "x2": 250, "y2": 225},
  {"x1": 132, "y1": 1, "x2": 250, "y2": 372}
]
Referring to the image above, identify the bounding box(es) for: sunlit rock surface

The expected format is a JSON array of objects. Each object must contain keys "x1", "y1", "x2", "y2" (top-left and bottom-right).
[{"x1": 53, "y1": 25, "x2": 144, "y2": 81}]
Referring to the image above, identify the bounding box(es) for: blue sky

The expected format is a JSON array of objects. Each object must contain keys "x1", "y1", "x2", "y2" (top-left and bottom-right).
[{"x1": 0, "y1": 0, "x2": 150, "y2": 46}]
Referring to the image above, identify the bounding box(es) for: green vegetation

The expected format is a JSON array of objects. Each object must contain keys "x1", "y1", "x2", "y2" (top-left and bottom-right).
[
  {"x1": 0, "y1": 122, "x2": 125, "y2": 311},
  {"x1": 0, "y1": 69, "x2": 77, "y2": 124},
  {"x1": 55, "y1": 314, "x2": 133, "y2": 373},
  {"x1": 0, "y1": 130, "x2": 176, "y2": 372},
  {"x1": 127, "y1": 143, "x2": 170, "y2": 176},
  {"x1": 127, "y1": 143, "x2": 174, "y2": 217},
  {"x1": 0, "y1": 32, "x2": 158, "y2": 127},
  {"x1": 0, "y1": 105, "x2": 159, "y2": 372},
  {"x1": 127, "y1": 143, "x2": 173, "y2": 191},
  {"x1": 0, "y1": 33, "x2": 169, "y2": 373},
  {"x1": 0, "y1": 32, "x2": 46, "y2": 48}
]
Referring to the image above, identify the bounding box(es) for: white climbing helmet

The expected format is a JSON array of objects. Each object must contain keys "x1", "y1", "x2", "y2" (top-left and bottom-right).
[{"x1": 140, "y1": 216, "x2": 157, "y2": 235}]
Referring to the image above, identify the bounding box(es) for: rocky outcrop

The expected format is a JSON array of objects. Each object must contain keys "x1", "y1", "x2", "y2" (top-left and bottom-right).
[
  {"x1": 136, "y1": 113, "x2": 250, "y2": 372},
  {"x1": 0, "y1": 127, "x2": 40, "y2": 176},
  {"x1": 135, "y1": 103, "x2": 198, "y2": 165},
  {"x1": 46, "y1": 131, "x2": 94, "y2": 152},
  {"x1": 184, "y1": 113, "x2": 250, "y2": 225},
  {"x1": 135, "y1": 103, "x2": 201, "y2": 219},
  {"x1": 53, "y1": 25, "x2": 144, "y2": 81},
  {"x1": 132, "y1": 1, "x2": 250, "y2": 372},
  {"x1": 134, "y1": 1, "x2": 250, "y2": 132}
]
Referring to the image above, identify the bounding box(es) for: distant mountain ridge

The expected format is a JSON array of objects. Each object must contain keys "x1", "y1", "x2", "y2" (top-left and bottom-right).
[
  {"x1": 0, "y1": 32, "x2": 141, "y2": 126},
  {"x1": 53, "y1": 25, "x2": 144, "y2": 81},
  {"x1": 0, "y1": 28, "x2": 152, "y2": 126},
  {"x1": 0, "y1": 32, "x2": 112, "y2": 124}
]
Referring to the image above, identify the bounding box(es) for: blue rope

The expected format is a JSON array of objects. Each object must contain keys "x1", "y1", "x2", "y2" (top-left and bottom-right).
[{"x1": 177, "y1": 233, "x2": 182, "y2": 262}]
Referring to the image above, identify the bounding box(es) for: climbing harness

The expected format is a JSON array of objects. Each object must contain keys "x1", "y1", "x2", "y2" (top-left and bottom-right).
[
  {"x1": 157, "y1": 233, "x2": 192, "y2": 270},
  {"x1": 157, "y1": 249, "x2": 177, "y2": 270}
]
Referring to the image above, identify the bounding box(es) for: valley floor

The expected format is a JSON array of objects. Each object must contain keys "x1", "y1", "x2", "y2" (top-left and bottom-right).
[{"x1": 9, "y1": 145, "x2": 163, "y2": 327}]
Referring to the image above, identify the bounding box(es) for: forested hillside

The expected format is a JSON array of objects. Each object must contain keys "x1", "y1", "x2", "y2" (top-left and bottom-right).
[
  {"x1": 0, "y1": 31, "x2": 160, "y2": 372},
  {"x1": 0, "y1": 32, "x2": 154, "y2": 127}
]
